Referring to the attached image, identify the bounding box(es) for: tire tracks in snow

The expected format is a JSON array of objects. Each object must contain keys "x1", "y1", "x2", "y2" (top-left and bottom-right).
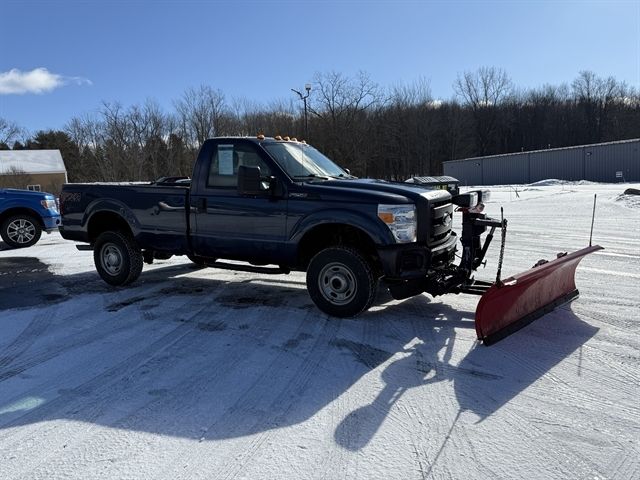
[
  {"x1": 13, "y1": 306, "x2": 290, "y2": 480},
  {"x1": 0, "y1": 306, "x2": 59, "y2": 370},
  {"x1": 315, "y1": 315, "x2": 385, "y2": 480},
  {"x1": 212, "y1": 316, "x2": 343, "y2": 480},
  {"x1": 456, "y1": 343, "x2": 638, "y2": 479},
  {"x1": 44, "y1": 308, "x2": 333, "y2": 480},
  {"x1": 0, "y1": 291, "x2": 225, "y2": 475},
  {"x1": 153, "y1": 314, "x2": 342, "y2": 480},
  {"x1": 0, "y1": 283, "x2": 197, "y2": 384}
]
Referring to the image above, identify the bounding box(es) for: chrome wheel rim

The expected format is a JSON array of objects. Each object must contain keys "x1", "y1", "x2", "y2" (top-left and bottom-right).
[
  {"x1": 100, "y1": 243, "x2": 123, "y2": 276},
  {"x1": 7, "y1": 218, "x2": 36, "y2": 244},
  {"x1": 318, "y1": 262, "x2": 357, "y2": 305}
]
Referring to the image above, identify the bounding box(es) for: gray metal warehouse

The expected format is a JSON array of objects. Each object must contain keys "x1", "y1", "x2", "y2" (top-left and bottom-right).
[{"x1": 443, "y1": 138, "x2": 639, "y2": 186}]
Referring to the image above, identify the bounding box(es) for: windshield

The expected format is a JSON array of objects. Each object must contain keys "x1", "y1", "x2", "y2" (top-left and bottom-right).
[{"x1": 263, "y1": 142, "x2": 350, "y2": 179}]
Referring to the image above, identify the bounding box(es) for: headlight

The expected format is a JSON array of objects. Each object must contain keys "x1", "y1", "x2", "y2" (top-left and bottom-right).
[
  {"x1": 41, "y1": 199, "x2": 58, "y2": 212},
  {"x1": 377, "y1": 204, "x2": 417, "y2": 243}
]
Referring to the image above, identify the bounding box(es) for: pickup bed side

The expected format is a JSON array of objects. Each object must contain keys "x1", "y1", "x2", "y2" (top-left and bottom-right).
[{"x1": 60, "y1": 183, "x2": 190, "y2": 253}]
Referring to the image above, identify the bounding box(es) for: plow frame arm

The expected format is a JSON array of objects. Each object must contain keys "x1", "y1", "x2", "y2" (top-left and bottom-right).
[{"x1": 458, "y1": 208, "x2": 505, "y2": 279}]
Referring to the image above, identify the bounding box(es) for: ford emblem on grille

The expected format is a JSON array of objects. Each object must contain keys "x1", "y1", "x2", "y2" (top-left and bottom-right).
[{"x1": 442, "y1": 212, "x2": 452, "y2": 227}]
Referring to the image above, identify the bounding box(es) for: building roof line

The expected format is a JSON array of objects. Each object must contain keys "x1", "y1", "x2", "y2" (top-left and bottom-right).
[
  {"x1": 443, "y1": 138, "x2": 639, "y2": 164},
  {"x1": 0, "y1": 170, "x2": 66, "y2": 175}
]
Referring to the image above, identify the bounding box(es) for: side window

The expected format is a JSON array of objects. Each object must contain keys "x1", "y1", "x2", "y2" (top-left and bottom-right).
[{"x1": 207, "y1": 143, "x2": 271, "y2": 188}]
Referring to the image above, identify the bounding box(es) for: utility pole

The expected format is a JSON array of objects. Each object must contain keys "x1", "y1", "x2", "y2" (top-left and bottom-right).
[{"x1": 291, "y1": 84, "x2": 312, "y2": 140}]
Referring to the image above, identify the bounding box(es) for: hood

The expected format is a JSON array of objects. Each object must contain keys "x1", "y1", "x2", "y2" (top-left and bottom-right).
[
  {"x1": 0, "y1": 188, "x2": 55, "y2": 199},
  {"x1": 299, "y1": 178, "x2": 451, "y2": 204}
]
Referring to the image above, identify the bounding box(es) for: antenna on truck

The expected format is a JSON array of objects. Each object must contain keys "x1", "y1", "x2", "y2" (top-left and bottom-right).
[{"x1": 589, "y1": 194, "x2": 597, "y2": 247}]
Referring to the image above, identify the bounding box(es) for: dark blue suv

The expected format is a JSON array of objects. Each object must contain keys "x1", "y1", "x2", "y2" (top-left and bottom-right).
[{"x1": 0, "y1": 188, "x2": 61, "y2": 248}]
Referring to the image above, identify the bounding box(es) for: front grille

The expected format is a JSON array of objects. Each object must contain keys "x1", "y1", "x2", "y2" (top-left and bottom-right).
[{"x1": 429, "y1": 200, "x2": 453, "y2": 245}]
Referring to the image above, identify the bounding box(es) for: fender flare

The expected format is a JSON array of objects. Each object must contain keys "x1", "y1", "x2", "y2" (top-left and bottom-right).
[{"x1": 83, "y1": 199, "x2": 142, "y2": 239}]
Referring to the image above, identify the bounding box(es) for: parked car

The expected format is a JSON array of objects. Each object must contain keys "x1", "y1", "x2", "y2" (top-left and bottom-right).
[{"x1": 0, "y1": 188, "x2": 61, "y2": 248}]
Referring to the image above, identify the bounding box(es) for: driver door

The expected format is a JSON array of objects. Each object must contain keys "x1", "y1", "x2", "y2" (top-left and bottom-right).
[{"x1": 191, "y1": 139, "x2": 288, "y2": 262}]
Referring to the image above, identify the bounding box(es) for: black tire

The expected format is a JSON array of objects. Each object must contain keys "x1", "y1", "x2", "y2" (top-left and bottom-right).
[
  {"x1": 93, "y1": 231, "x2": 143, "y2": 286},
  {"x1": 306, "y1": 246, "x2": 377, "y2": 317},
  {"x1": 1, "y1": 214, "x2": 42, "y2": 248}
]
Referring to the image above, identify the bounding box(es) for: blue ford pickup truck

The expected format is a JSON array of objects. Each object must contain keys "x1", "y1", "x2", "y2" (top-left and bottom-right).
[
  {"x1": 0, "y1": 188, "x2": 61, "y2": 248},
  {"x1": 60, "y1": 136, "x2": 499, "y2": 317}
]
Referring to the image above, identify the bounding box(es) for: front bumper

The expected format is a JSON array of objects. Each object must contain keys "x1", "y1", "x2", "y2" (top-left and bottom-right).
[
  {"x1": 377, "y1": 233, "x2": 457, "y2": 280},
  {"x1": 43, "y1": 214, "x2": 61, "y2": 231}
]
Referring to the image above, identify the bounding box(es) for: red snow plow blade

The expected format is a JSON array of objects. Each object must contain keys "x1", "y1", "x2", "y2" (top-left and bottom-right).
[{"x1": 475, "y1": 245, "x2": 603, "y2": 345}]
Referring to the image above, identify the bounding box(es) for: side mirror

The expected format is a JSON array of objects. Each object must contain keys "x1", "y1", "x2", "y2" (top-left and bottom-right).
[
  {"x1": 268, "y1": 176, "x2": 285, "y2": 197},
  {"x1": 343, "y1": 167, "x2": 351, "y2": 175},
  {"x1": 238, "y1": 165, "x2": 262, "y2": 195}
]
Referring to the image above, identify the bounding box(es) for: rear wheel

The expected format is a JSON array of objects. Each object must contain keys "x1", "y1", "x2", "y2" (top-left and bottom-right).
[
  {"x1": 1, "y1": 214, "x2": 42, "y2": 248},
  {"x1": 306, "y1": 246, "x2": 377, "y2": 317},
  {"x1": 94, "y1": 231, "x2": 143, "y2": 286}
]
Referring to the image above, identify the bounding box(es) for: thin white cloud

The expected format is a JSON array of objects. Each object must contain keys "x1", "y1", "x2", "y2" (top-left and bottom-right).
[{"x1": 0, "y1": 68, "x2": 92, "y2": 95}]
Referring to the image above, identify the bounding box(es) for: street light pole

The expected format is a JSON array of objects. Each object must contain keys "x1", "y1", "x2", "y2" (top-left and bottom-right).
[{"x1": 291, "y1": 84, "x2": 312, "y2": 140}]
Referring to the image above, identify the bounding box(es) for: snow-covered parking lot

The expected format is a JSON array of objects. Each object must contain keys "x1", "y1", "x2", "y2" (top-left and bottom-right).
[{"x1": 1, "y1": 182, "x2": 638, "y2": 480}]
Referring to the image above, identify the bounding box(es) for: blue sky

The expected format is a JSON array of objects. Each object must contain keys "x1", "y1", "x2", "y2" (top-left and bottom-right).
[{"x1": 1, "y1": 0, "x2": 638, "y2": 134}]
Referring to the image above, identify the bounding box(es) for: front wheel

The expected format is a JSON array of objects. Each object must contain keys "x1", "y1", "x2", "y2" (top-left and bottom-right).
[
  {"x1": 306, "y1": 247, "x2": 377, "y2": 317},
  {"x1": 94, "y1": 231, "x2": 143, "y2": 286},
  {"x1": 1, "y1": 214, "x2": 42, "y2": 248}
]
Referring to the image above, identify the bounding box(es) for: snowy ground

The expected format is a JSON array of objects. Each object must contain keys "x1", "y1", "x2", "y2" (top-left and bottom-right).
[{"x1": 0, "y1": 182, "x2": 638, "y2": 480}]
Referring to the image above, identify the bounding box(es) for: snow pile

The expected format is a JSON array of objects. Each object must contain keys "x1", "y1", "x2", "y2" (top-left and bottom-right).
[
  {"x1": 615, "y1": 192, "x2": 640, "y2": 209},
  {"x1": 527, "y1": 179, "x2": 600, "y2": 187},
  {"x1": 528, "y1": 179, "x2": 569, "y2": 186}
]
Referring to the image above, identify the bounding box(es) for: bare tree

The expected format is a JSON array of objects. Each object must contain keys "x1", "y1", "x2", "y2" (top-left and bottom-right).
[
  {"x1": 454, "y1": 67, "x2": 513, "y2": 155},
  {"x1": 174, "y1": 86, "x2": 231, "y2": 147},
  {"x1": 0, "y1": 117, "x2": 23, "y2": 146},
  {"x1": 309, "y1": 71, "x2": 382, "y2": 175},
  {"x1": 389, "y1": 77, "x2": 433, "y2": 107},
  {"x1": 572, "y1": 70, "x2": 625, "y2": 142}
]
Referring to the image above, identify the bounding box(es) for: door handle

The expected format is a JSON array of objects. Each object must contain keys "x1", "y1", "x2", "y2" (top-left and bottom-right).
[{"x1": 158, "y1": 201, "x2": 184, "y2": 212}]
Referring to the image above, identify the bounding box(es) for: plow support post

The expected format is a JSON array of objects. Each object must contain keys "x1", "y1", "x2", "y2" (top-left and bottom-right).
[{"x1": 475, "y1": 245, "x2": 603, "y2": 345}]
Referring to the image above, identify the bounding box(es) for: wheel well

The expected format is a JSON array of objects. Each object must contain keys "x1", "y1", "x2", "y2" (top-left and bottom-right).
[
  {"x1": 87, "y1": 211, "x2": 133, "y2": 242},
  {"x1": 297, "y1": 223, "x2": 380, "y2": 271},
  {"x1": 0, "y1": 208, "x2": 44, "y2": 228}
]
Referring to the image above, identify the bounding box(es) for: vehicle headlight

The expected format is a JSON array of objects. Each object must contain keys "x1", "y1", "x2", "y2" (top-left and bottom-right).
[
  {"x1": 377, "y1": 204, "x2": 417, "y2": 243},
  {"x1": 41, "y1": 199, "x2": 58, "y2": 212}
]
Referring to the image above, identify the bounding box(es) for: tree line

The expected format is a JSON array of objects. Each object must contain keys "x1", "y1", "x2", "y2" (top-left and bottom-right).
[{"x1": 1, "y1": 68, "x2": 638, "y2": 183}]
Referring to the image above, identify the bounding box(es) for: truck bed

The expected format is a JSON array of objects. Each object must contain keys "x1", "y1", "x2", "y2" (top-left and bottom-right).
[{"x1": 60, "y1": 182, "x2": 191, "y2": 253}]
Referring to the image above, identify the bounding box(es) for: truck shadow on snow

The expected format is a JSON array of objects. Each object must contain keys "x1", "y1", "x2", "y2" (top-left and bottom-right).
[
  {"x1": 0, "y1": 257, "x2": 220, "y2": 310},
  {"x1": 0, "y1": 258, "x2": 598, "y2": 451}
]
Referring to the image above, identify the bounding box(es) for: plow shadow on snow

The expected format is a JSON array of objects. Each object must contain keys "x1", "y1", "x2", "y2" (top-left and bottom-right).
[
  {"x1": 333, "y1": 296, "x2": 599, "y2": 451},
  {"x1": 0, "y1": 257, "x2": 598, "y2": 450}
]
